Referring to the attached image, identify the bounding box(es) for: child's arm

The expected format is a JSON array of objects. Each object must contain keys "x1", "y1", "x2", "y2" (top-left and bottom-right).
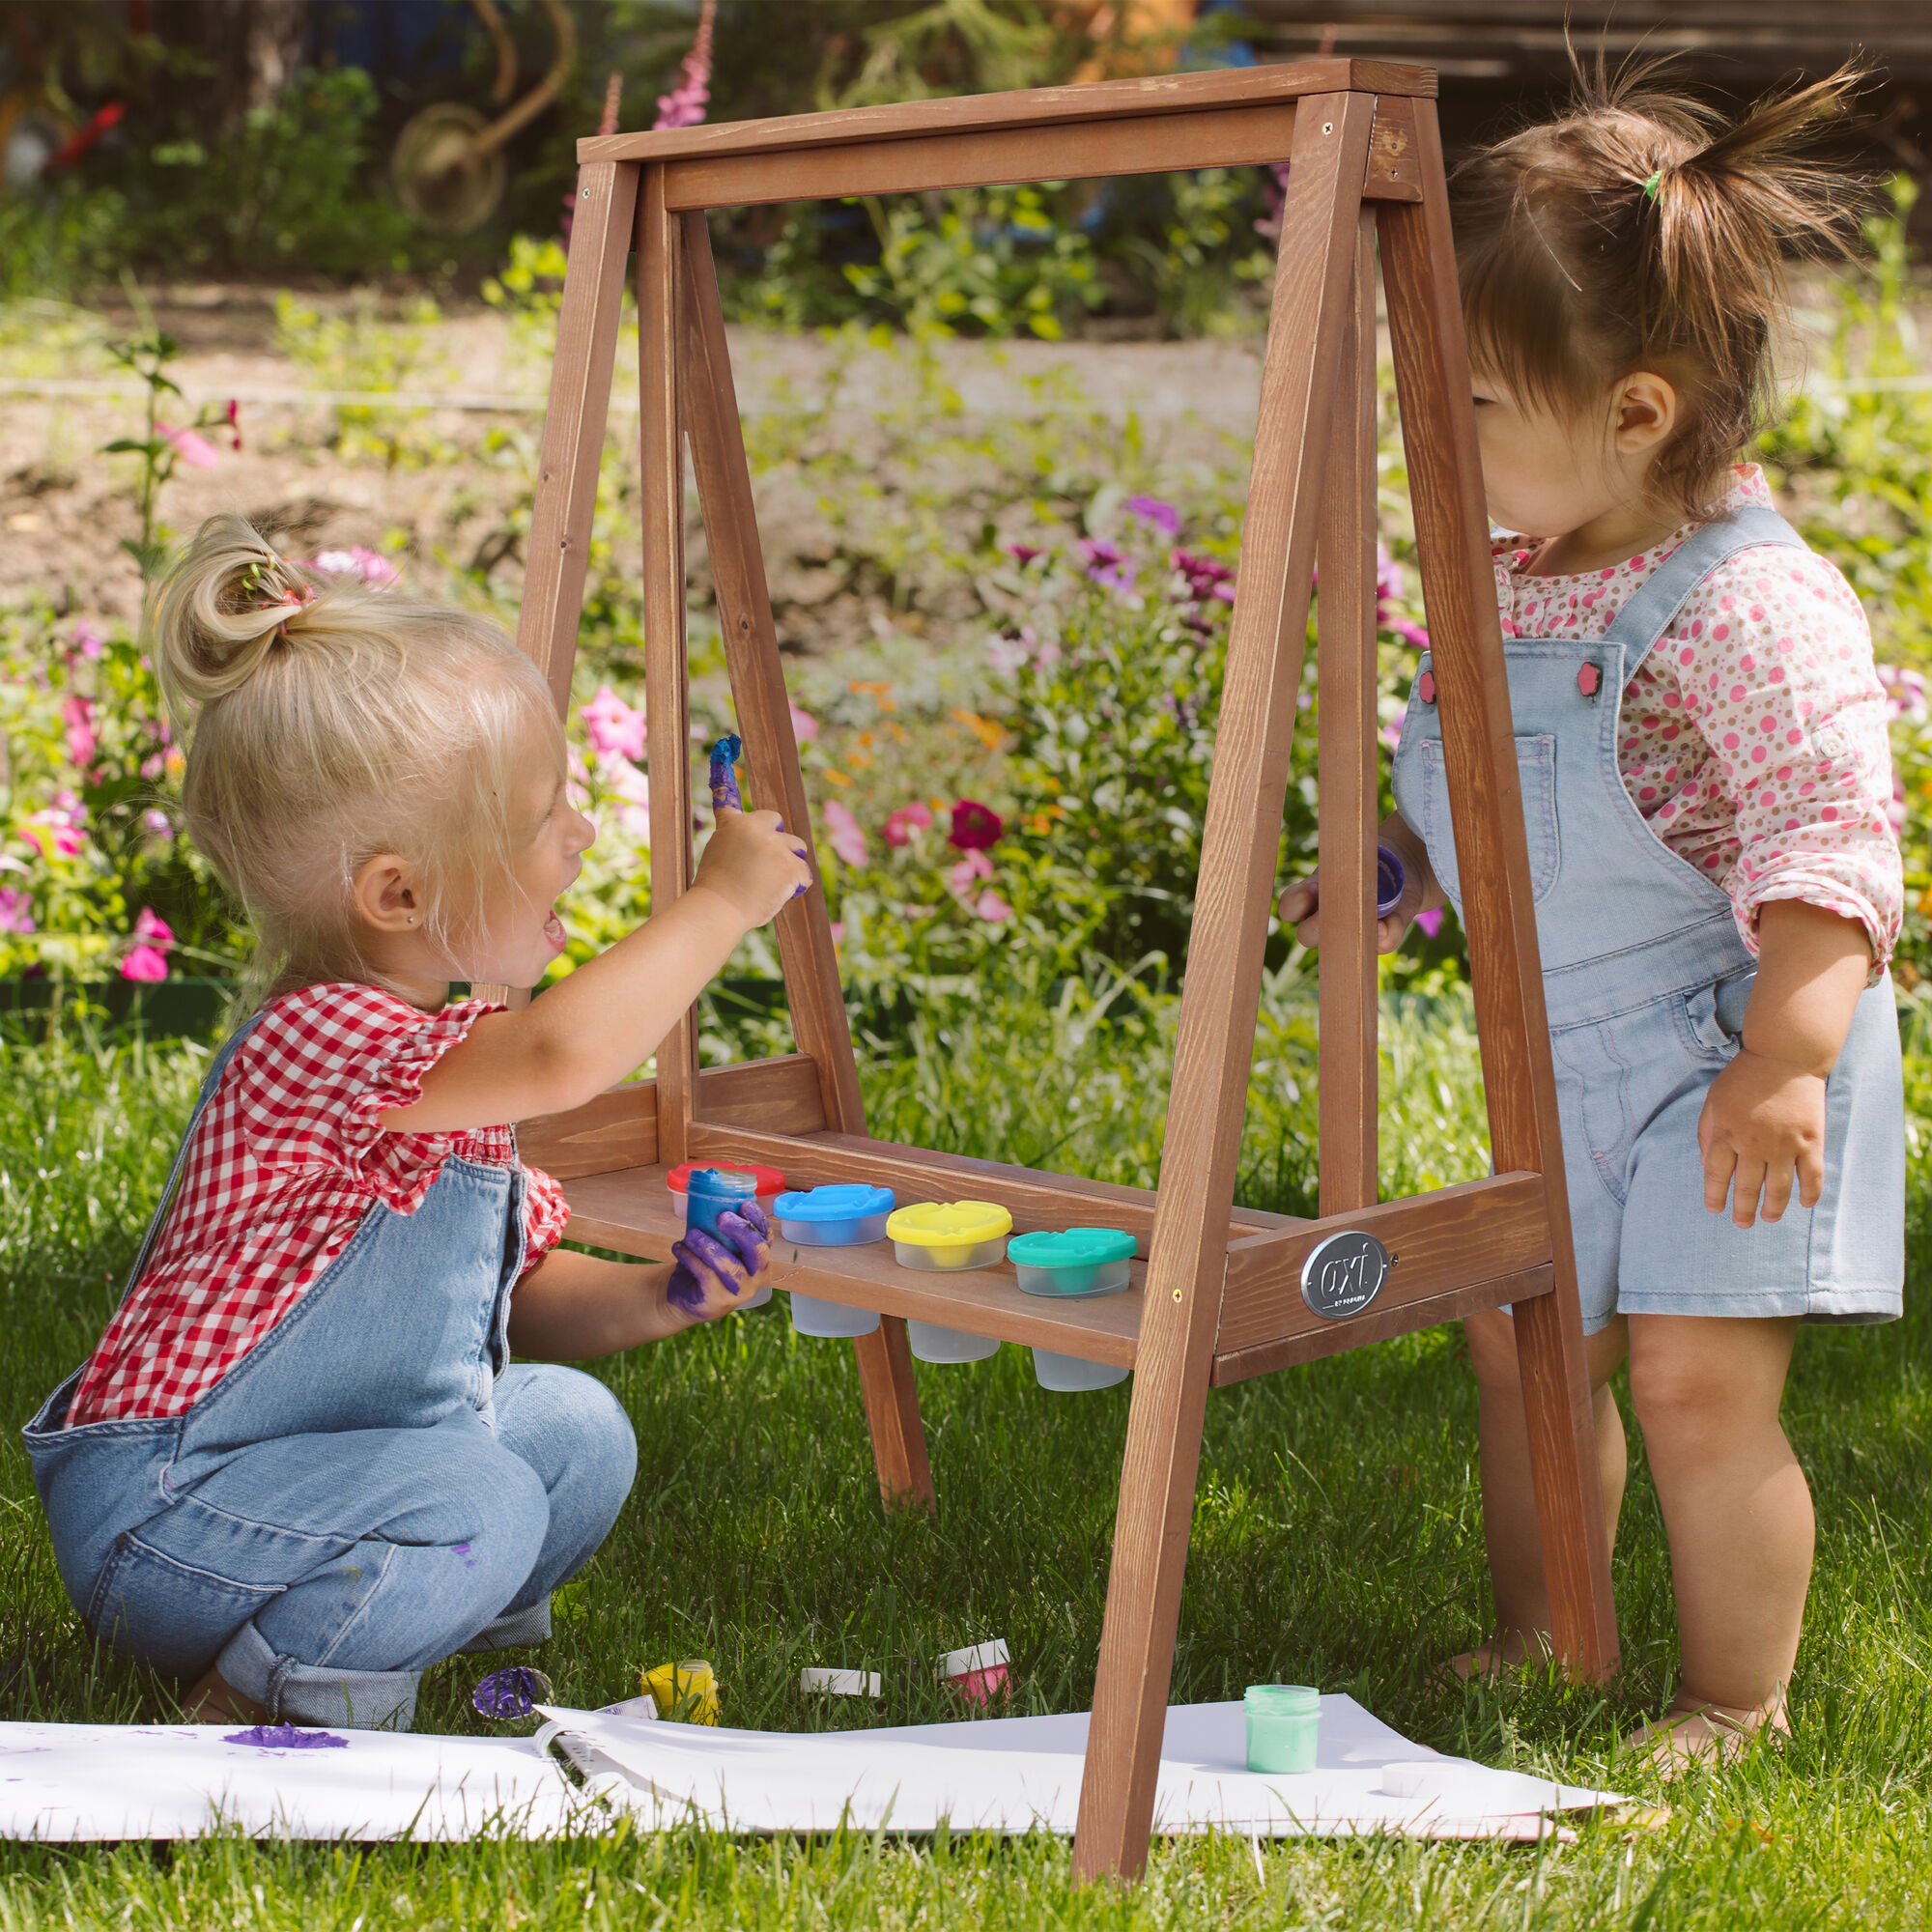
[
  {"x1": 1278, "y1": 812, "x2": 1443, "y2": 954},
  {"x1": 385, "y1": 809, "x2": 810, "y2": 1132},
  {"x1": 1698, "y1": 898, "x2": 1872, "y2": 1229},
  {"x1": 507, "y1": 1205, "x2": 772, "y2": 1357}
]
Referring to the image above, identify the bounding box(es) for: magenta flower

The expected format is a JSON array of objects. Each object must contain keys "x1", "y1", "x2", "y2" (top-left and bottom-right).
[
  {"x1": 62, "y1": 694, "x2": 97, "y2": 768},
  {"x1": 598, "y1": 752, "x2": 650, "y2": 841},
  {"x1": 158, "y1": 425, "x2": 218, "y2": 469},
  {"x1": 582, "y1": 685, "x2": 646, "y2": 762},
  {"x1": 143, "y1": 808, "x2": 172, "y2": 838},
  {"x1": 1415, "y1": 906, "x2": 1444, "y2": 939},
  {"x1": 0, "y1": 888, "x2": 35, "y2": 936},
  {"x1": 1007, "y1": 541, "x2": 1043, "y2": 565},
  {"x1": 133, "y1": 907, "x2": 174, "y2": 952},
  {"x1": 949, "y1": 848, "x2": 994, "y2": 896},
  {"x1": 884, "y1": 802, "x2": 933, "y2": 848},
  {"x1": 310, "y1": 547, "x2": 398, "y2": 587},
  {"x1": 1375, "y1": 543, "x2": 1403, "y2": 620},
  {"x1": 121, "y1": 944, "x2": 168, "y2": 982},
  {"x1": 21, "y1": 808, "x2": 84, "y2": 861},
  {"x1": 947, "y1": 799, "x2": 1003, "y2": 851},
  {"x1": 1171, "y1": 549, "x2": 1235, "y2": 610},
  {"x1": 1124, "y1": 495, "x2": 1180, "y2": 537},
  {"x1": 1077, "y1": 539, "x2": 1136, "y2": 594},
  {"x1": 225, "y1": 399, "x2": 242, "y2": 451},
  {"x1": 1390, "y1": 618, "x2": 1430, "y2": 652},
  {"x1": 822, "y1": 799, "x2": 867, "y2": 867},
  {"x1": 71, "y1": 622, "x2": 104, "y2": 662},
  {"x1": 653, "y1": 0, "x2": 715, "y2": 130},
  {"x1": 789, "y1": 700, "x2": 820, "y2": 745},
  {"x1": 973, "y1": 889, "x2": 1015, "y2": 923}
]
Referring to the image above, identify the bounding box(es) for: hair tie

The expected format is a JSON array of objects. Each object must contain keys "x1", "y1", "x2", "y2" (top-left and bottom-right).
[
  {"x1": 273, "y1": 584, "x2": 316, "y2": 640},
  {"x1": 1641, "y1": 169, "x2": 1664, "y2": 204}
]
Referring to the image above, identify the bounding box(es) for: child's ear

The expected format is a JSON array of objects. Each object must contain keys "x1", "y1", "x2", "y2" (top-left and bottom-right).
[
  {"x1": 1612, "y1": 371, "x2": 1678, "y2": 456},
  {"x1": 352, "y1": 853, "x2": 420, "y2": 933}
]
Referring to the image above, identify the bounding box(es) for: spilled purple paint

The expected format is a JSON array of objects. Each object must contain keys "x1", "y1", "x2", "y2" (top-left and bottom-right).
[{"x1": 223, "y1": 1724, "x2": 349, "y2": 1749}]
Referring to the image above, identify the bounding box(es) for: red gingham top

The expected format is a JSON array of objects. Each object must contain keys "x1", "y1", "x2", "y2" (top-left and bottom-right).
[{"x1": 67, "y1": 982, "x2": 571, "y2": 1426}]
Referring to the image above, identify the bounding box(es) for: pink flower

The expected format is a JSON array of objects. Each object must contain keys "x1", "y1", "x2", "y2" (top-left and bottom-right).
[
  {"x1": 884, "y1": 802, "x2": 933, "y2": 848},
  {"x1": 62, "y1": 694, "x2": 96, "y2": 767},
  {"x1": 120, "y1": 944, "x2": 168, "y2": 982},
  {"x1": 948, "y1": 799, "x2": 1003, "y2": 851},
  {"x1": 1375, "y1": 543, "x2": 1403, "y2": 619},
  {"x1": 598, "y1": 751, "x2": 650, "y2": 841},
  {"x1": 948, "y1": 848, "x2": 994, "y2": 895},
  {"x1": 789, "y1": 700, "x2": 820, "y2": 745},
  {"x1": 310, "y1": 546, "x2": 399, "y2": 587},
  {"x1": 158, "y1": 424, "x2": 218, "y2": 469},
  {"x1": 71, "y1": 622, "x2": 104, "y2": 661},
  {"x1": 143, "y1": 808, "x2": 172, "y2": 838},
  {"x1": 225, "y1": 399, "x2": 242, "y2": 451},
  {"x1": 1390, "y1": 618, "x2": 1430, "y2": 652},
  {"x1": 653, "y1": 0, "x2": 715, "y2": 129},
  {"x1": 1077, "y1": 538, "x2": 1135, "y2": 594},
  {"x1": 0, "y1": 888, "x2": 35, "y2": 936},
  {"x1": 133, "y1": 907, "x2": 174, "y2": 952},
  {"x1": 1124, "y1": 495, "x2": 1179, "y2": 536},
  {"x1": 822, "y1": 799, "x2": 867, "y2": 867},
  {"x1": 1171, "y1": 549, "x2": 1235, "y2": 609},
  {"x1": 1415, "y1": 906, "x2": 1444, "y2": 939},
  {"x1": 21, "y1": 808, "x2": 84, "y2": 861},
  {"x1": 973, "y1": 889, "x2": 1014, "y2": 923},
  {"x1": 582, "y1": 685, "x2": 646, "y2": 762},
  {"x1": 140, "y1": 753, "x2": 164, "y2": 780},
  {"x1": 1007, "y1": 541, "x2": 1043, "y2": 565}
]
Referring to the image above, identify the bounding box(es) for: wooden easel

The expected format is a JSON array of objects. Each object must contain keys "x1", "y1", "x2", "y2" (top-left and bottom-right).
[{"x1": 513, "y1": 59, "x2": 1617, "y2": 1884}]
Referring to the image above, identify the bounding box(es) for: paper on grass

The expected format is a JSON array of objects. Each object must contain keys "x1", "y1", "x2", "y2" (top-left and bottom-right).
[{"x1": 540, "y1": 1694, "x2": 1624, "y2": 1841}]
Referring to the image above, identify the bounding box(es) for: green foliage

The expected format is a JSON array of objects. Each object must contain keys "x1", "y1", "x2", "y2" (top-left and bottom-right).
[{"x1": 273, "y1": 291, "x2": 457, "y2": 470}]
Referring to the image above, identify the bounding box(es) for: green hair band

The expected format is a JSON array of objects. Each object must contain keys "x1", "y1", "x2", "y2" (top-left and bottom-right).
[{"x1": 1641, "y1": 169, "x2": 1664, "y2": 203}]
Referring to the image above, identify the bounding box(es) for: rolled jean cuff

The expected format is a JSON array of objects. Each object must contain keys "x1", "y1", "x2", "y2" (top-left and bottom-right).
[
  {"x1": 461, "y1": 1597, "x2": 552, "y2": 1654},
  {"x1": 215, "y1": 1620, "x2": 419, "y2": 1732}
]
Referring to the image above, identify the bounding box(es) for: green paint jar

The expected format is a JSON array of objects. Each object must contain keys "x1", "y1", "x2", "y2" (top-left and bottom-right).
[{"x1": 1244, "y1": 1684, "x2": 1319, "y2": 1774}]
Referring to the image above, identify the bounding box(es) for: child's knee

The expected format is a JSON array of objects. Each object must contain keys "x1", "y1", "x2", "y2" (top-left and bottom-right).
[{"x1": 499, "y1": 1365, "x2": 637, "y2": 1513}]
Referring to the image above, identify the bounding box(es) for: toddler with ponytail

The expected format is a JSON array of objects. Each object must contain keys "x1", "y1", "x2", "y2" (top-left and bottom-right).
[
  {"x1": 1284, "y1": 63, "x2": 1904, "y2": 1769},
  {"x1": 24, "y1": 516, "x2": 810, "y2": 1731}
]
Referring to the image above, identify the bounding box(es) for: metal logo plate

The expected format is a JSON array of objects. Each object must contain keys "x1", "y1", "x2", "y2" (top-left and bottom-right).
[{"x1": 1299, "y1": 1231, "x2": 1391, "y2": 1321}]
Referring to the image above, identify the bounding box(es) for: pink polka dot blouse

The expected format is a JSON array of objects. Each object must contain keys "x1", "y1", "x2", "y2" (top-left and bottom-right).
[{"x1": 1493, "y1": 465, "x2": 1901, "y2": 979}]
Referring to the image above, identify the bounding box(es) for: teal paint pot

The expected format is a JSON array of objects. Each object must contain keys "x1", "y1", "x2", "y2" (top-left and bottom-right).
[{"x1": 1244, "y1": 1684, "x2": 1319, "y2": 1774}]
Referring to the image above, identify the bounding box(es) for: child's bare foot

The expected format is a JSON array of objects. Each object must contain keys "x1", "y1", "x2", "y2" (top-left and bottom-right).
[
  {"x1": 1620, "y1": 1698, "x2": 1788, "y2": 1779},
  {"x1": 182, "y1": 1668, "x2": 274, "y2": 1727},
  {"x1": 1435, "y1": 1631, "x2": 1549, "y2": 1689}
]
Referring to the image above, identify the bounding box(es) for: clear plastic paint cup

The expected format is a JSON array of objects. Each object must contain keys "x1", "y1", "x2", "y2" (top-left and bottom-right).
[
  {"x1": 1009, "y1": 1228, "x2": 1136, "y2": 1298},
  {"x1": 786, "y1": 1293, "x2": 880, "y2": 1338},
  {"x1": 775, "y1": 1183, "x2": 895, "y2": 1246},
  {"x1": 906, "y1": 1320, "x2": 999, "y2": 1363},
  {"x1": 681, "y1": 1167, "x2": 757, "y2": 1235},
  {"x1": 1244, "y1": 1684, "x2": 1320, "y2": 1774},
  {"x1": 1032, "y1": 1349, "x2": 1128, "y2": 1392},
  {"x1": 668, "y1": 1160, "x2": 783, "y2": 1230},
  {"x1": 886, "y1": 1200, "x2": 1011, "y2": 1271}
]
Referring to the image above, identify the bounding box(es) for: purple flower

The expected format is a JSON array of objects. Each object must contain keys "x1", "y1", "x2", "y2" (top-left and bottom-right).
[
  {"x1": 1415, "y1": 906, "x2": 1444, "y2": 939},
  {"x1": 1375, "y1": 543, "x2": 1403, "y2": 620},
  {"x1": 582, "y1": 685, "x2": 646, "y2": 762},
  {"x1": 1006, "y1": 541, "x2": 1043, "y2": 565},
  {"x1": 822, "y1": 799, "x2": 867, "y2": 867},
  {"x1": 1124, "y1": 495, "x2": 1180, "y2": 537},
  {"x1": 1077, "y1": 538, "x2": 1136, "y2": 594},
  {"x1": 0, "y1": 888, "x2": 35, "y2": 936},
  {"x1": 1170, "y1": 549, "x2": 1236, "y2": 610},
  {"x1": 653, "y1": 0, "x2": 715, "y2": 130},
  {"x1": 948, "y1": 799, "x2": 1003, "y2": 851}
]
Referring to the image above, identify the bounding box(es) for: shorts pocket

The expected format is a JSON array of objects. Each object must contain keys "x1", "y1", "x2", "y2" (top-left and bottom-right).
[
  {"x1": 87, "y1": 1528, "x2": 279, "y2": 1678},
  {"x1": 1673, "y1": 980, "x2": 1742, "y2": 1065},
  {"x1": 1420, "y1": 734, "x2": 1561, "y2": 908}
]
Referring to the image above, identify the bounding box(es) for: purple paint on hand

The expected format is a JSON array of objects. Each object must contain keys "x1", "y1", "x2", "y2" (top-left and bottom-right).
[
  {"x1": 708, "y1": 734, "x2": 744, "y2": 812},
  {"x1": 667, "y1": 1200, "x2": 770, "y2": 1313},
  {"x1": 471, "y1": 1665, "x2": 555, "y2": 1720},
  {"x1": 223, "y1": 1724, "x2": 349, "y2": 1749}
]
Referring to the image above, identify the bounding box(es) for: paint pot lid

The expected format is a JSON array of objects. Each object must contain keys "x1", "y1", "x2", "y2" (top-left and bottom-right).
[
  {"x1": 1008, "y1": 1228, "x2": 1136, "y2": 1268},
  {"x1": 937, "y1": 1639, "x2": 1009, "y2": 1677},
  {"x1": 775, "y1": 1183, "x2": 895, "y2": 1221},
  {"x1": 886, "y1": 1200, "x2": 1012, "y2": 1247},
  {"x1": 668, "y1": 1160, "x2": 784, "y2": 1196}
]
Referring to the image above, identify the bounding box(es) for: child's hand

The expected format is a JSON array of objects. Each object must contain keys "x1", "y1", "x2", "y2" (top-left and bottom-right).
[
  {"x1": 1696, "y1": 1047, "x2": 1828, "y2": 1229},
  {"x1": 1277, "y1": 873, "x2": 1416, "y2": 956},
  {"x1": 693, "y1": 808, "x2": 811, "y2": 928},
  {"x1": 665, "y1": 1200, "x2": 773, "y2": 1320}
]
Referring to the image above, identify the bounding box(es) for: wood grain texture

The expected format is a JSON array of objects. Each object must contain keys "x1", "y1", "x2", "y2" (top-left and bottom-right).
[
  {"x1": 677, "y1": 214, "x2": 867, "y2": 1138},
  {"x1": 851, "y1": 1319, "x2": 938, "y2": 1509},
  {"x1": 514, "y1": 1054, "x2": 826, "y2": 1179},
  {"x1": 517, "y1": 159, "x2": 639, "y2": 716},
  {"x1": 1316, "y1": 208, "x2": 1380, "y2": 1218},
  {"x1": 581, "y1": 61, "x2": 1435, "y2": 164},
  {"x1": 1072, "y1": 93, "x2": 1379, "y2": 1887},
  {"x1": 687, "y1": 1123, "x2": 1304, "y2": 1244},
  {"x1": 560, "y1": 1167, "x2": 1143, "y2": 1363},
  {"x1": 1377, "y1": 100, "x2": 1617, "y2": 1681},
  {"x1": 1211, "y1": 1266, "x2": 1550, "y2": 1384},
  {"x1": 1215, "y1": 1173, "x2": 1550, "y2": 1353},
  {"x1": 664, "y1": 104, "x2": 1295, "y2": 212},
  {"x1": 1365, "y1": 93, "x2": 1422, "y2": 202},
  {"x1": 639, "y1": 167, "x2": 700, "y2": 1170}
]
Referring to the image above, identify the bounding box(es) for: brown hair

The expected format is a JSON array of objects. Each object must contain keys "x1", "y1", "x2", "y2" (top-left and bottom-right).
[
  {"x1": 1452, "y1": 59, "x2": 1869, "y2": 522},
  {"x1": 151, "y1": 514, "x2": 563, "y2": 997}
]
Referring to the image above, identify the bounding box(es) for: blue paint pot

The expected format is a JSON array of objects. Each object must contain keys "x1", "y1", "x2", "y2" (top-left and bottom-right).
[
  {"x1": 774, "y1": 1184, "x2": 895, "y2": 1247},
  {"x1": 682, "y1": 1167, "x2": 757, "y2": 1236}
]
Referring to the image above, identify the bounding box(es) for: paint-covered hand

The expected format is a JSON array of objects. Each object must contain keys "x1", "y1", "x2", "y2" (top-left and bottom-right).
[
  {"x1": 666, "y1": 1198, "x2": 773, "y2": 1319},
  {"x1": 694, "y1": 807, "x2": 811, "y2": 928}
]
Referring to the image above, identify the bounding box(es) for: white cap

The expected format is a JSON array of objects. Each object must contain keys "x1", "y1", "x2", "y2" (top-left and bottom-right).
[
  {"x1": 800, "y1": 1666, "x2": 883, "y2": 1698},
  {"x1": 936, "y1": 1639, "x2": 1009, "y2": 1679}
]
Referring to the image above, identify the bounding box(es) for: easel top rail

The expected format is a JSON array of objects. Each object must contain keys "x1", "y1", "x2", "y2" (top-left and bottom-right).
[{"x1": 579, "y1": 56, "x2": 1435, "y2": 165}]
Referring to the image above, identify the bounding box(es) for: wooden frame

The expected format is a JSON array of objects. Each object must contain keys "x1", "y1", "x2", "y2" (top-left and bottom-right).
[{"x1": 516, "y1": 59, "x2": 1616, "y2": 1884}]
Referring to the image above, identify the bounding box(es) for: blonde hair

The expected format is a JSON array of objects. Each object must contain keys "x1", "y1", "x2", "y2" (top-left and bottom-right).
[
  {"x1": 151, "y1": 514, "x2": 564, "y2": 995},
  {"x1": 1453, "y1": 60, "x2": 1868, "y2": 522}
]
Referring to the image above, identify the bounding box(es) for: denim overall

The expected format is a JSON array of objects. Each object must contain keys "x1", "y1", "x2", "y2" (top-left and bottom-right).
[
  {"x1": 1391, "y1": 504, "x2": 1904, "y2": 1332},
  {"x1": 22, "y1": 1015, "x2": 636, "y2": 1729}
]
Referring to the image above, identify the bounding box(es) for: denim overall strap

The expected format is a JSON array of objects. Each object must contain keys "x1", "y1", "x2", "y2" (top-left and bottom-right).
[
  {"x1": 114, "y1": 1013, "x2": 267, "y2": 1310},
  {"x1": 1600, "y1": 504, "x2": 1804, "y2": 677}
]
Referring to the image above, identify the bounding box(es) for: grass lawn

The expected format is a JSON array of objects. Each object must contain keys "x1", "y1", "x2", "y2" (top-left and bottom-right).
[{"x1": 0, "y1": 1006, "x2": 1927, "y2": 1930}]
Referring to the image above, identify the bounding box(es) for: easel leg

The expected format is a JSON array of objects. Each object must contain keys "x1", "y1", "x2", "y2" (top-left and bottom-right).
[
  {"x1": 1377, "y1": 102, "x2": 1617, "y2": 1679},
  {"x1": 1071, "y1": 93, "x2": 1379, "y2": 1885},
  {"x1": 675, "y1": 213, "x2": 934, "y2": 1512},
  {"x1": 1316, "y1": 208, "x2": 1380, "y2": 1219}
]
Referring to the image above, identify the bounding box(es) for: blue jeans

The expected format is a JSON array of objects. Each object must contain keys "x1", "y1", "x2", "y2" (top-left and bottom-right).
[{"x1": 26, "y1": 1018, "x2": 639, "y2": 1731}]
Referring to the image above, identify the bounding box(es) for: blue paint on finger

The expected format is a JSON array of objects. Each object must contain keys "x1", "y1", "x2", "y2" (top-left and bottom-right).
[{"x1": 708, "y1": 734, "x2": 744, "y2": 812}]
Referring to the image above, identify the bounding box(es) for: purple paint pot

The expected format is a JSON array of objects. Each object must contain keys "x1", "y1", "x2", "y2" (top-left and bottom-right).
[
  {"x1": 471, "y1": 1665, "x2": 555, "y2": 1720},
  {"x1": 1376, "y1": 845, "x2": 1406, "y2": 919},
  {"x1": 222, "y1": 1724, "x2": 349, "y2": 1748}
]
